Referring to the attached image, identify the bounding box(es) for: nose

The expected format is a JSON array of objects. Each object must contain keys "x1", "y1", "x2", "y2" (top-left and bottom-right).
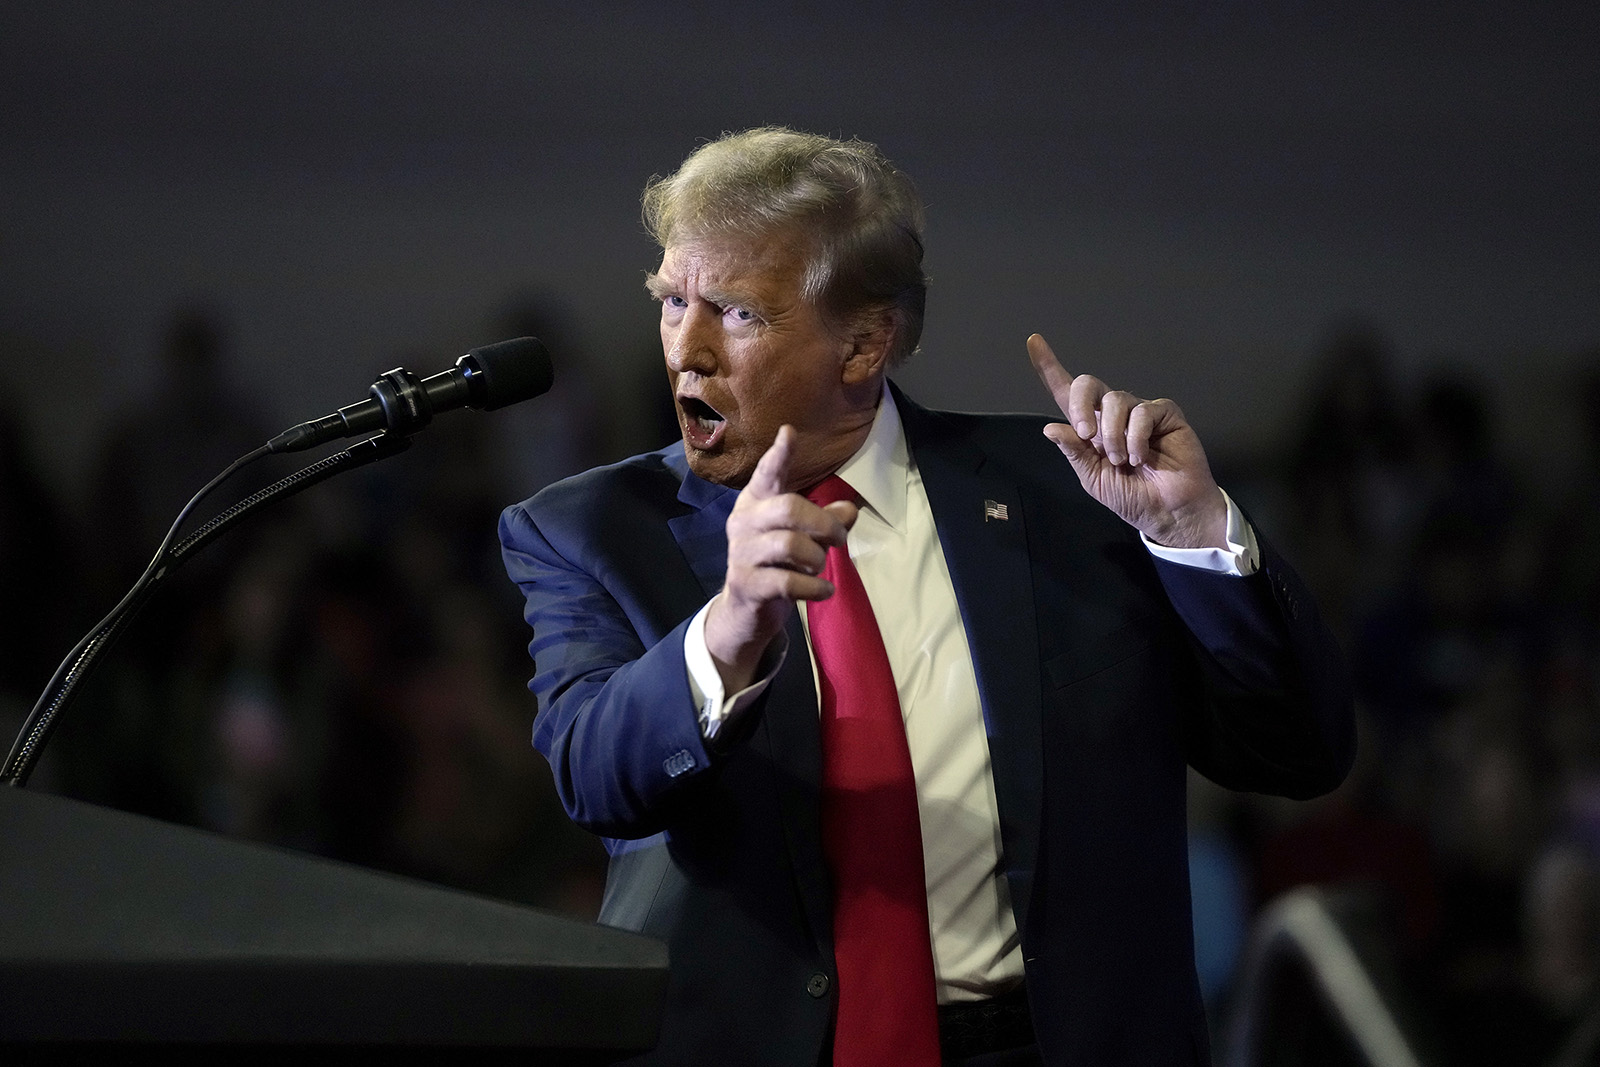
[{"x1": 665, "y1": 303, "x2": 720, "y2": 375}]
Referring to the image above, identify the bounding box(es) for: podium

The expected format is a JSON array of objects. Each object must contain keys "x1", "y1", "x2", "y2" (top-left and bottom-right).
[{"x1": 0, "y1": 787, "x2": 665, "y2": 1062}]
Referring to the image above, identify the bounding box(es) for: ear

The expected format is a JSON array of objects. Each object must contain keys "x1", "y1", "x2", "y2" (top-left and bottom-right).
[{"x1": 839, "y1": 310, "x2": 896, "y2": 386}]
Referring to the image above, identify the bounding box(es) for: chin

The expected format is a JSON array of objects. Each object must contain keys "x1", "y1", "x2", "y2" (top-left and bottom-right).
[{"x1": 683, "y1": 445, "x2": 754, "y2": 489}]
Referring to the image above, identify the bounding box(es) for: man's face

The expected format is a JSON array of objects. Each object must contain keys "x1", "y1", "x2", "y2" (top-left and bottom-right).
[{"x1": 648, "y1": 239, "x2": 866, "y2": 489}]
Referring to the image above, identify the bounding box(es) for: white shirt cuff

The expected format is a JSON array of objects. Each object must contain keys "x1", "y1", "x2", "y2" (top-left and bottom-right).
[
  {"x1": 684, "y1": 596, "x2": 788, "y2": 741},
  {"x1": 1141, "y1": 489, "x2": 1260, "y2": 576}
]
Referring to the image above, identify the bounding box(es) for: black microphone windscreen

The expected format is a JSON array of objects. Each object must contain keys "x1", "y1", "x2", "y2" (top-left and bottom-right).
[{"x1": 465, "y1": 336, "x2": 554, "y2": 410}]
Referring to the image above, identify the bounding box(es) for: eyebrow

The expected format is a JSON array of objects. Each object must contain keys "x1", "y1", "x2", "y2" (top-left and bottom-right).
[
  {"x1": 644, "y1": 272, "x2": 774, "y2": 319},
  {"x1": 643, "y1": 272, "x2": 676, "y2": 300}
]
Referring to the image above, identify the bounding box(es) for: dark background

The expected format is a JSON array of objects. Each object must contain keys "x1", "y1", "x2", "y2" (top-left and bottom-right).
[
  {"x1": 5, "y1": 2, "x2": 1597, "y2": 493},
  {"x1": 3, "y1": 3, "x2": 1599, "y2": 1063}
]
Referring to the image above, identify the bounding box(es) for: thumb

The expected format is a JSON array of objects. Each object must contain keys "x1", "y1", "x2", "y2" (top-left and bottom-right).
[
  {"x1": 822, "y1": 498, "x2": 859, "y2": 535},
  {"x1": 1043, "y1": 421, "x2": 1100, "y2": 477}
]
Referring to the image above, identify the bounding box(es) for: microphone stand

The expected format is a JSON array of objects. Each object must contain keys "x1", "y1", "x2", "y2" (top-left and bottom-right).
[{"x1": 2, "y1": 431, "x2": 412, "y2": 788}]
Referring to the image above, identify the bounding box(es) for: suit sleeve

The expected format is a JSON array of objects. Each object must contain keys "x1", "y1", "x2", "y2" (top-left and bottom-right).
[
  {"x1": 499, "y1": 499, "x2": 719, "y2": 839},
  {"x1": 1152, "y1": 529, "x2": 1356, "y2": 800}
]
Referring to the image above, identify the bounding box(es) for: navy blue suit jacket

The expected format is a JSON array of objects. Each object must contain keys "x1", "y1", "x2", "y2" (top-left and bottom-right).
[{"x1": 499, "y1": 385, "x2": 1355, "y2": 1066}]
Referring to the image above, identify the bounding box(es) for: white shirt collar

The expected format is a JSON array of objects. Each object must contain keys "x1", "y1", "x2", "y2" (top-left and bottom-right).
[{"x1": 833, "y1": 381, "x2": 909, "y2": 532}]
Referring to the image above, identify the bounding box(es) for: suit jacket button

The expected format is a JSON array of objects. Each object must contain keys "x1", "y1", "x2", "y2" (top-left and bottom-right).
[
  {"x1": 806, "y1": 973, "x2": 830, "y2": 998},
  {"x1": 662, "y1": 749, "x2": 696, "y2": 777}
]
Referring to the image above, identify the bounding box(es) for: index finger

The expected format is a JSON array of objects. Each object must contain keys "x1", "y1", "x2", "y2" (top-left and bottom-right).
[
  {"x1": 1028, "y1": 333, "x2": 1103, "y2": 440},
  {"x1": 745, "y1": 424, "x2": 795, "y2": 500},
  {"x1": 1027, "y1": 333, "x2": 1074, "y2": 406}
]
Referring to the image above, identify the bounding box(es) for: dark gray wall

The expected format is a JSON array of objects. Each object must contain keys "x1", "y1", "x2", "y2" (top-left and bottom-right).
[{"x1": 3, "y1": 1, "x2": 1597, "y2": 502}]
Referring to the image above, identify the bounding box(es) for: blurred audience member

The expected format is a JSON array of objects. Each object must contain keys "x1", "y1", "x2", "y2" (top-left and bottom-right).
[
  {"x1": 88, "y1": 307, "x2": 270, "y2": 594},
  {"x1": 1282, "y1": 321, "x2": 1412, "y2": 636},
  {"x1": 490, "y1": 293, "x2": 610, "y2": 497}
]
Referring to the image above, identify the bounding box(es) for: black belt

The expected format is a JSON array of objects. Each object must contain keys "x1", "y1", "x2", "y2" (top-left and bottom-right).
[{"x1": 937, "y1": 985, "x2": 1035, "y2": 1060}]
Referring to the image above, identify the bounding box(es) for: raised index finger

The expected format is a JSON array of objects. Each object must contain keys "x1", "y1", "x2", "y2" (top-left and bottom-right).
[
  {"x1": 1027, "y1": 333, "x2": 1074, "y2": 408},
  {"x1": 745, "y1": 424, "x2": 795, "y2": 500},
  {"x1": 1029, "y1": 334, "x2": 1105, "y2": 441}
]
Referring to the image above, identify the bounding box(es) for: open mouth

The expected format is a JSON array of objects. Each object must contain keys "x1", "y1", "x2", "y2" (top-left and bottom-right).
[{"x1": 678, "y1": 396, "x2": 726, "y2": 449}]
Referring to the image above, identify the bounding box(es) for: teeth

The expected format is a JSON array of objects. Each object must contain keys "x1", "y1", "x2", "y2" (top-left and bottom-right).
[{"x1": 681, "y1": 397, "x2": 723, "y2": 436}]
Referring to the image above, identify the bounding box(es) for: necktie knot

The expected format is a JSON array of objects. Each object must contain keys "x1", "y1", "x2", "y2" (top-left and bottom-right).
[{"x1": 805, "y1": 474, "x2": 857, "y2": 509}]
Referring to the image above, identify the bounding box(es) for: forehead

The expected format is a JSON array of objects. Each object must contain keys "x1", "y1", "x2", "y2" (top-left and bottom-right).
[{"x1": 656, "y1": 236, "x2": 810, "y2": 294}]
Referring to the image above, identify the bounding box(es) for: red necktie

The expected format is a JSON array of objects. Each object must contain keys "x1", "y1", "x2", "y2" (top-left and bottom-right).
[{"x1": 806, "y1": 475, "x2": 941, "y2": 1067}]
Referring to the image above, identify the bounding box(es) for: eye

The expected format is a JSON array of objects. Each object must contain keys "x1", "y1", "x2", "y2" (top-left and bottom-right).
[
  {"x1": 724, "y1": 305, "x2": 758, "y2": 324},
  {"x1": 662, "y1": 295, "x2": 687, "y2": 309}
]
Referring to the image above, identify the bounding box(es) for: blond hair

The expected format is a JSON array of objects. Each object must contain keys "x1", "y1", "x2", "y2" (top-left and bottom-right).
[{"x1": 643, "y1": 127, "x2": 928, "y2": 365}]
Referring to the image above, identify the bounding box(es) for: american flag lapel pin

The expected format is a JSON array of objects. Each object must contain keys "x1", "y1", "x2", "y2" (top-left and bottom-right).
[{"x1": 983, "y1": 499, "x2": 1009, "y2": 522}]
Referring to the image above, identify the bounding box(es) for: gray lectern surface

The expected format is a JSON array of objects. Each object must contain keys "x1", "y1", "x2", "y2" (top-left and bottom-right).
[{"x1": 0, "y1": 787, "x2": 664, "y2": 1060}]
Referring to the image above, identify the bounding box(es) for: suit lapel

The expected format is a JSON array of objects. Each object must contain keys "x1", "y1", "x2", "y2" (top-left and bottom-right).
[
  {"x1": 668, "y1": 463, "x2": 738, "y2": 598},
  {"x1": 895, "y1": 385, "x2": 1045, "y2": 934}
]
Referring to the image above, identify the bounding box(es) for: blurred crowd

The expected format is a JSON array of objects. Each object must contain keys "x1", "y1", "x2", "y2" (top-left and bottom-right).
[
  {"x1": 2, "y1": 309, "x2": 1598, "y2": 1063},
  {"x1": 1194, "y1": 323, "x2": 1600, "y2": 1064},
  {"x1": 0, "y1": 301, "x2": 666, "y2": 919}
]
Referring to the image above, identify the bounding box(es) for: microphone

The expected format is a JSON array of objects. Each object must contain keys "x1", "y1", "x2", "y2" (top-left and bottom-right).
[{"x1": 267, "y1": 336, "x2": 554, "y2": 454}]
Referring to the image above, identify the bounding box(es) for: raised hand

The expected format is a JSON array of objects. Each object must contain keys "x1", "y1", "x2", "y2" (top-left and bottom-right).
[
  {"x1": 1027, "y1": 333, "x2": 1227, "y2": 550},
  {"x1": 702, "y1": 425, "x2": 858, "y2": 690}
]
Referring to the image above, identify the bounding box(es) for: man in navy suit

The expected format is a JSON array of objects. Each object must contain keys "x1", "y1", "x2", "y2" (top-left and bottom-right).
[{"x1": 500, "y1": 128, "x2": 1354, "y2": 1065}]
